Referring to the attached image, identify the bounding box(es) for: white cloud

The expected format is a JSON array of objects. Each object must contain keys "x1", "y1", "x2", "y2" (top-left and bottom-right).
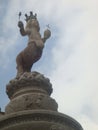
[{"x1": 78, "y1": 115, "x2": 98, "y2": 130}]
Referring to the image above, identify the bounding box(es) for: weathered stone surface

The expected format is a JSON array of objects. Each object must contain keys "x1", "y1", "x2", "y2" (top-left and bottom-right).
[
  {"x1": 0, "y1": 112, "x2": 5, "y2": 117},
  {"x1": 6, "y1": 71, "x2": 52, "y2": 99},
  {"x1": 0, "y1": 110, "x2": 83, "y2": 130},
  {"x1": 5, "y1": 72, "x2": 58, "y2": 114},
  {"x1": 5, "y1": 93, "x2": 58, "y2": 114}
]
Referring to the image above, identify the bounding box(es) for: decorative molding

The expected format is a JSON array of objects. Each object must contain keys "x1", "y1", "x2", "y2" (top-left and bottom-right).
[
  {"x1": 5, "y1": 93, "x2": 58, "y2": 114},
  {"x1": 0, "y1": 110, "x2": 83, "y2": 130},
  {"x1": 50, "y1": 124, "x2": 65, "y2": 130},
  {"x1": 6, "y1": 71, "x2": 52, "y2": 98}
]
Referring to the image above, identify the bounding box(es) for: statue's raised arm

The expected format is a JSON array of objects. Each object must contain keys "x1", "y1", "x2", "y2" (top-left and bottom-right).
[
  {"x1": 16, "y1": 11, "x2": 51, "y2": 77},
  {"x1": 18, "y1": 21, "x2": 27, "y2": 36}
]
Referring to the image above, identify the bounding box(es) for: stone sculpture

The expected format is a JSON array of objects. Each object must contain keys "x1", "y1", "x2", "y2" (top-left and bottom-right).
[
  {"x1": 16, "y1": 11, "x2": 51, "y2": 76},
  {"x1": 0, "y1": 11, "x2": 83, "y2": 130}
]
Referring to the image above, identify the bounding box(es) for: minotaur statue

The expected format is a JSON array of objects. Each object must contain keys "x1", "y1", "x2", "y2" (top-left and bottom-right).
[{"x1": 16, "y1": 11, "x2": 51, "y2": 77}]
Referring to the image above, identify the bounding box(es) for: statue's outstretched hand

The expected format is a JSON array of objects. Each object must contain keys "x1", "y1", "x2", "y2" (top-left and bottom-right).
[
  {"x1": 44, "y1": 29, "x2": 51, "y2": 39},
  {"x1": 42, "y1": 29, "x2": 51, "y2": 43},
  {"x1": 18, "y1": 21, "x2": 24, "y2": 28}
]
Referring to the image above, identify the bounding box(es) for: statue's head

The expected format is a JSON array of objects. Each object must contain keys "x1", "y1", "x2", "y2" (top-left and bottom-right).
[
  {"x1": 25, "y1": 11, "x2": 37, "y2": 21},
  {"x1": 25, "y1": 11, "x2": 40, "y2": 31},
  {"x1": 26, "y1": 19, "x2": 40, "y2": 31}
]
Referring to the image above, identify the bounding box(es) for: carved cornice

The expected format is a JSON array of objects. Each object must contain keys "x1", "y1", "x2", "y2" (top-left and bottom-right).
[{"x1": 0, "y1": 110, "x2": 83, "y2": 130}]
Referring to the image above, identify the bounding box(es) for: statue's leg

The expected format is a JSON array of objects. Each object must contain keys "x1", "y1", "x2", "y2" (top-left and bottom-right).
[
  {"x1": 16, "y1": 65, "x2": 24, "y2": 77},
  {"x1": 23, "y1": 64, "x2": 33, "y2": 72},
  {"x1": 16, "y1": 52, "x2": 24, "y2": 77}
]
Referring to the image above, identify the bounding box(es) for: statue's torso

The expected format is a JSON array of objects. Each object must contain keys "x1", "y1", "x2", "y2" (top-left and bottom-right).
[{"x1": 26, "y1": 28, "x2": 44, "y2": 48}]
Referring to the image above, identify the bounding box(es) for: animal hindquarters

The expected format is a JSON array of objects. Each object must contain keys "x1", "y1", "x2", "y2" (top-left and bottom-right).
[{"x1": 16, "y1": 42, "x2": 43, "y2": 75}]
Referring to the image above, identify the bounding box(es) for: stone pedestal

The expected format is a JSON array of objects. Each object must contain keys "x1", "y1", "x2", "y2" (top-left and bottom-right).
[
  {"x1": 0, "y1": 72, "x2": 83, "y2": 130},
  {"x1": 0, "y1": 110, "x2": 83, "y2": 130},
  {"x1": 5, "y1": 72, "x2": 58, "y2": 114}
]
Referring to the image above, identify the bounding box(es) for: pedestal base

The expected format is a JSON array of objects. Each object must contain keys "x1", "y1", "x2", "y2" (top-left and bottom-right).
[
  {"x1": 5, "y1": 72, "x2": 58, "y2": 114},
  {"x1": 0, "y1": 110, "x2": 83, "y2": 130}
]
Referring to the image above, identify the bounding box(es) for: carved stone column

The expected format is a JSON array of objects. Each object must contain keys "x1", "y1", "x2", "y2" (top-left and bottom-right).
[
  {"x1": 0, "y1": 71, "x2": 83, "y2": 130},
  {"x1": 5, "y1": 71, "x2": 58, "y2": 114}
]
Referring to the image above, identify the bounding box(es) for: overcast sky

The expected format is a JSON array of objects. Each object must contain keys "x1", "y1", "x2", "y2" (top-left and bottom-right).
[{"x1": 0, "y1": 0, "x2": 98, "y2": 130}]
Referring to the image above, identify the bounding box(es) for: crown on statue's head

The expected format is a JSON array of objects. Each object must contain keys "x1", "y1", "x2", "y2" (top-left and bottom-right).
[{"x1": 25, "y1": 11, "x2": 37, "y2": 22}]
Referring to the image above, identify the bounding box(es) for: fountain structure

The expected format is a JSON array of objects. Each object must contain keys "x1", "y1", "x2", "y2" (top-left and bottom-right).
[{"x1": 0, "y1": 12, "x2": 83, "y2": 130}]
